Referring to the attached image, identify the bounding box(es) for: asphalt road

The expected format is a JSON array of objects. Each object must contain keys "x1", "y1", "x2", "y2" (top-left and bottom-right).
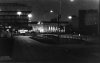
[{"x1": 11, "y1": 36, "x2": 100, "y2": 63}]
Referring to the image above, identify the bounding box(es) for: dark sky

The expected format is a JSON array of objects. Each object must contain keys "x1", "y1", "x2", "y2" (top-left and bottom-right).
[{"x1": 0, "y1": 0, "x2": 99, "y2": 21}]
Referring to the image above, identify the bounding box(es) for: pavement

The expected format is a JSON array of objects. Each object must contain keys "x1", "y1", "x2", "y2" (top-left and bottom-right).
[
  {"x1": 0, "y1": 35, "x2": 100, "y2": 63},
  {"x1": 37, "y1": 34, "x2": 100, "y2": 44},
  {"x1": 10, "y1": 36, "x2": 100, "y2": 63},
  {"x1": 86, "y1": 35, "x2": 100, "y2": 43}
]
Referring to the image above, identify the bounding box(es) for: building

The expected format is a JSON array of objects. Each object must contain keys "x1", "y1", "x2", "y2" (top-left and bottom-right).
[
  {"x1": 71, "y1": 15, "x2": 79, "y2": 32},
  {"x1": 0, "y1": 3, "x2": 32, "y2": 30},
  {"x1": 79, "y1": 9, "x2": 99, "y2": 35},
  {"x1": 28, "y1": 21, "x2": 72, "y2": 34}
]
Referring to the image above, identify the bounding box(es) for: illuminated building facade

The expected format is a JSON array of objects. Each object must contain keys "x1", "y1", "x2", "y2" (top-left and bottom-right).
[{"x1": 28, "y1": 21, "x2": 70, "y2": 33}]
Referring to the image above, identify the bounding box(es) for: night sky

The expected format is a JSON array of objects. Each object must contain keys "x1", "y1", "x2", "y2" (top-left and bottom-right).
[{"x1": 0, "y1": 0, "x2": 99, "y2": 21}]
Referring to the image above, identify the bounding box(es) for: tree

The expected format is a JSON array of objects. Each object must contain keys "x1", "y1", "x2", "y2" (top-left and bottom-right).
[{"x1": 50, "y1": 18, "x2": 58, "y2": 23}]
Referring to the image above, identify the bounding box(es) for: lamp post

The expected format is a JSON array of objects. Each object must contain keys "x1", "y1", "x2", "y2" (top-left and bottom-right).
[
  {"x1": 98, "y1": 2, "x2": 100, "y2": 35},
  {"x1": 28, "y1": 13, "x2": 33, "y2": 22},
  {"x1": 57, "y1": 0, "x2": 62, "y2": 41}
]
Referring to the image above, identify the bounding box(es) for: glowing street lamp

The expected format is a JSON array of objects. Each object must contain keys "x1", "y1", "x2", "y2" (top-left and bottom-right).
[
  {"x1": 28, "y1": 13, "x2": 33, "y2": 22},
  {"x1": 68, "y1": 16, "x2": 72, "y2": 20},
  {"x1": 50, "y1": 10, "x2": 54, "y2": 13},
  {"x1": 28, "y1": 13, "x2": 33, "y2": 18},
  {"x1": 70, "y1": 0, "x2": 75, "y2": 2},
  {"x1": 17, "y1": 11, "x2": 22, "y2": 16}
]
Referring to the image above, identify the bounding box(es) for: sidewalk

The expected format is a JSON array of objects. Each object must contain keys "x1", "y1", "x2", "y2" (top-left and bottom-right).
[{"x1": 86, "y1": 35, "x2": 100, "y2": 43}]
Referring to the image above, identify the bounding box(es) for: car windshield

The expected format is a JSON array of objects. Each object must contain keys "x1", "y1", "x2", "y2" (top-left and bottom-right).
[{"x1": 0, "y1": 0, "x2": 99, "y2": 63}]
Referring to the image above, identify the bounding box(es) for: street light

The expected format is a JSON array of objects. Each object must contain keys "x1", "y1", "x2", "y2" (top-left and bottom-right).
[
  {"x1": 50, "y1": 10, "x2": 54, "y2": 13},
  {"x1": 17, "y1": 11, "x2": 22, "y2": 16},
  {"x1": 68, "y1": 16, "x2": 72, "y2": 20},
  {"x1": 28, "y1": 13, "x2": 33, "y2": 18},
  {"x1": 28, "y1": 13, "x2": 33, "y2": 22},
  {"x1": 70, "y1": 0, "x2": 75, "y2": 2}
]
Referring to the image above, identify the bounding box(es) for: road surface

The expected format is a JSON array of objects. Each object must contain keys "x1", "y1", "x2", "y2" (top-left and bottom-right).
[{"x1": 11, "y1": 36, "x2": 100, "y2": 63}]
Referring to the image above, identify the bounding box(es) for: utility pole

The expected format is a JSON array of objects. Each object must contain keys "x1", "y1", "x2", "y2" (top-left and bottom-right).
[
  {"x1": 97, "y1": 2, "x2": 99, "y2": 35},
  {"x1": 98, "y1": 14, "x2": 99, "y2": 35},
  {"x1": 57, "y1": 0, "x2": 62, "y2": 43}
]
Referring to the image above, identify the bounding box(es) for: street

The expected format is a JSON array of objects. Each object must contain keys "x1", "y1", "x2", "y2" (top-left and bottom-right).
[
  {"x1": 10, "y1": 36, "x2": 100, "y2": 63},
  {"x1": 0, "y1": 36, "x2": 100, "y2": 63},
  {"x1": 0, "y1": 0, "x2": 99, "y2": 63}
]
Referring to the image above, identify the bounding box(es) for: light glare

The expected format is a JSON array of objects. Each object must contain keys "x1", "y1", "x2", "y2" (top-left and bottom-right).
[
  {"x1": 68, "y1": 16, "x2": 72, "y2": 20},
  {"x1": 28, "y1": 14, "x2": 33, "y2": 18},
  {"x1": 70, "y1": 0, "x2": 75, "y2": 2},
  {"x1": 50, "y1": 10, "x2": 54, "y2": 13},
  {"x1": 17, "y1": 11, "x2": 22, "y2": 16}
]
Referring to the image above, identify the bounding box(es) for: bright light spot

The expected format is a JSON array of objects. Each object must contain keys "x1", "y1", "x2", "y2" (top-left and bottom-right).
[
  {"x1": 50, "y1": 10, "x2": 54, "y2": 13},
  {"x1": 56, "y1": 27, "x2": 58, "y2": 30},
  {"x1": 37, "y1": 22, "x2": 41, "y2": 24},
  {"x1": 8, "y1": 26, "x2": 11, "y2": 28},
  {"x1": 18, "y1": 29, "x2": 28, "y2": 33},
  {"x1": 17, "y1": 11, "x2": 22, "y2": 16},
  {"x1": 68, "y1": 16, "x2": 72, "y2": 20},
  {"x1": 52, "y1": 27, "x2": 55, "y2": 31},
  {"x1": 70, "y1": 0, "x2": 75, "y2": 2},
  {"x1": 28, "y1": 14, "x2": 32, "y2": 18},
  {"x1": 7, "y1": 29, "x2": 9, "y2": 32},
  {"x1": 39, "y1": 27, "x2": 44, "y2": 32},
  {"x1": 79, "y1": 34, "x2": 80, "y2": 36},
  {"x1": 5, "y1": 26, "x2": 11, "y2": 28},
  {"x1": 49, "y1": 27, "x2": 51, "y2": 30},
  {"x1": 51, "y1": 26, "x2": 52, "y2": 30}
]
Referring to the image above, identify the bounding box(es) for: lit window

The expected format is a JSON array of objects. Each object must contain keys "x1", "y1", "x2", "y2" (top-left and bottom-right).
[{"x1": 49, "y1": 26, "x2": 51, "y2": 30}]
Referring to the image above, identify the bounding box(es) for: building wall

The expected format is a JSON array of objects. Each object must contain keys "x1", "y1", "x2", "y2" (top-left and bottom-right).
[
  {"x1": 79, "y1": 10, "x2": 87, "y2": 33},
  {"x1": 29, "y1": 22, "x2": 70, "y2": 33},
  {"x1": 79, "y1": 9, "x2": 99, "y2": 35},
  {"x1": 85, "y1": 10, "x2": 99, "y2": 25},
  {"x1": 0, "y1": 3, "x2": 32, "y2": 28},
  {"x1": 71, "y1": 15, "x2": 79, "y2": 32}
]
